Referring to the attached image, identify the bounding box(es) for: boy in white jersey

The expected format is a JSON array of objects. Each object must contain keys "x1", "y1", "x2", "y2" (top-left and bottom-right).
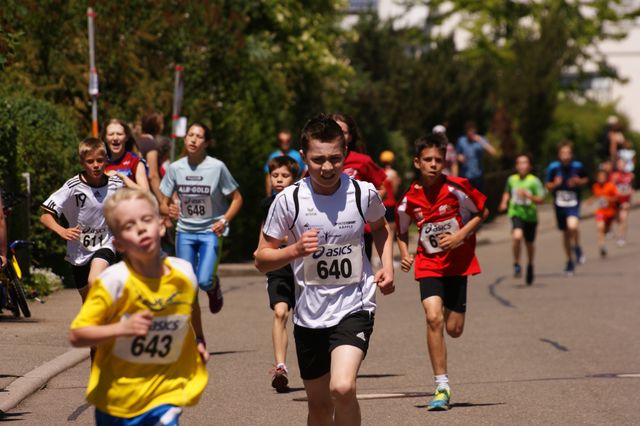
[
  {"x1": 69, "y1": 188, "x2": 208, "y2": 425},
  {"x1": 255, "y1": 114, "x2": 395, "y2": 425},
  {"x1": 41, "y1": 138, "x2": 124, "y2": 300}
]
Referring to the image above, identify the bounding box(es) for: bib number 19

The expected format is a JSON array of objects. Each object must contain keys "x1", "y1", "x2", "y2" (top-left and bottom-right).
[{"x1": 317, "y1": 259, "x2": 352, "y2": 279}]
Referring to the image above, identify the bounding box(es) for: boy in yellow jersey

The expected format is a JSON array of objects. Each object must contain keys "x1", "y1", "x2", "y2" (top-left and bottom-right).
[{"x1": 68, "y1": 188, "x2": 208, "y2": 425}]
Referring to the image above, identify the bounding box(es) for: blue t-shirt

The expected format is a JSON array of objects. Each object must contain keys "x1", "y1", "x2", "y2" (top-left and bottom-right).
[
  {"x1": 544, "y1": 160, "x2": 587, "y2": 208},
  {"x1": 160, "y1": 156, "x2": 239, "y2": 233},
  {"x1": 456, "y1": 136, "x2": 487, "y2": 180},
  {"x1": 263, "y1": 149, "x2": 305, "y2": 176}
]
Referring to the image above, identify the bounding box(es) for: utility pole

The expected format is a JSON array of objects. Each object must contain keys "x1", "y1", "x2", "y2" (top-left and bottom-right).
[
  {"x1": 87, "y1": 7, "x2": 99, "y2": 137},
  {"x1": 170, "y1": 65, "x2": 184, "y2": 162}
]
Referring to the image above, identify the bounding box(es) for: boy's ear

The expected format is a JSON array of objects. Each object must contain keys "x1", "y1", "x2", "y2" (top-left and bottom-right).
[
  {"x1": 413, "y1": 156, "x2": 420, "y2": 170},
  {"x1": 112, "y1": 236, "x2": 126, "y2": 254}
]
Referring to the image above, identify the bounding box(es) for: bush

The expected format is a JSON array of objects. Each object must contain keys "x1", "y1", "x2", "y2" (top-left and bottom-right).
[
  {"x1": 0, "y1": 90, "x2": 80, "y2": 276},
  {"x1": 23, "y1": 267, "x2": 64, "y2": 298}
]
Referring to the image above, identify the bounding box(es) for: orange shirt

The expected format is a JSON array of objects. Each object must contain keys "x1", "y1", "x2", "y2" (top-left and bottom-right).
[{"x1": 592, "y1": 182, "x2": 618, "y2": 218}]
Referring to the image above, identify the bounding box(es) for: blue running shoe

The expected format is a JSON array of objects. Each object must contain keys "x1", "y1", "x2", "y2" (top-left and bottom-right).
[
  {"x1": 574, "y1": 246, "x2": 586, "y2": 265},
  {"x1": 564, "y1": 261, "x2": 575, "y2": 276},
  {"x1": 513, "y1": 263, "x2": 522, "y2": 278},
  {"x1": 427, "y1": 386, "x2": 451, "y2": 411}
]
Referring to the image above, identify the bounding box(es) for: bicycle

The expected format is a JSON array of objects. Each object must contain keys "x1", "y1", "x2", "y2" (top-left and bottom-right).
[{"x1": 0, "y1": 240, "x2": 33, "y2": 318}]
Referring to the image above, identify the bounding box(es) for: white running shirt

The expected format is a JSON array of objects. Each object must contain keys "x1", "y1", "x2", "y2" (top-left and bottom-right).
[
  {"x1": 41, "y1": 174, "x2": 124, "y2": 266},
  {"x1": 263, "y1": 174, "x2": 386, "y2": 328}
]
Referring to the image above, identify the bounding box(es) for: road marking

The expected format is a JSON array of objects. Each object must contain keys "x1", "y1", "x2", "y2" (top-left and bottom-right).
[
  {"x1": 293, "y1": 392, "x2": 431, "y2": 402},
  {"x1": 617, "y1": 373, "x2": 640, "y2": 378}
]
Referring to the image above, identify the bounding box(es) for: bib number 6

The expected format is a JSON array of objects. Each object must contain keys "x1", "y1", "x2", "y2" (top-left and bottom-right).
[{"x1": 317, "y1": 259, "x2": 352, "y2": 280}]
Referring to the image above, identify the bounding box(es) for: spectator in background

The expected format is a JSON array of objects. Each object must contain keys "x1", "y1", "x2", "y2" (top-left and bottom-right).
[
  {"x1": 137, "y1": 112, "x2": 170, "y2": 202},
  {"x1": 331, "y1": 113, "x2": 388, "y2": 260},
  {"x1": 264, "y1": 130, "x2": 306, "y2": 195},
  {"x1": 379, "y1": 150, "x2": 401, "y2": 233},
  {"x1": 433, "y1": 124, "x2": 458, "y2": 177},
  {"x1": 618, "y1": 139, "x2": 636, "y2": 173},
  {"x1": 456, "y1": 121, "x2": 496, "y2": 190},
  {"x1": 0, "y1": 189, "x2": 7, "y2": 268}
]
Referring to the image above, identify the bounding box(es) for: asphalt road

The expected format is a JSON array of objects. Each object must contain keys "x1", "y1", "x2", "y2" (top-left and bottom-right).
[{"x1": 3, "y1": 208, "x2": 640, "y2": 425}]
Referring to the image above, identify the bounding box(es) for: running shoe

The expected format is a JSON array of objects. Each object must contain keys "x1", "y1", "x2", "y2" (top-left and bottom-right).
[
  {"x1": 617, "y1": 239, "x2": 626, "y2": 247},
  {"x1": 564, "y1": 261, "x2": 575, "y2": 276},
  {"x1": 206, "y1": 276, "x2": 224, "y2": 314},
  {"x1": 271, "y1": 366, "x2": 290, "y2": 393},
  {"x1": 513, "y1": 263, "x2": 522, "y2": 278},
  {"x1": 427, "y1": 385, "x2": 451, "y2": 411},
  {"x1": 600, "y1": 247, "x2": 607, "y2": 259},
  {"x1": 574, "y1": 246, "x2": 586, "y2": 265},
  {"x1": 526, "y1": 264, "x2": 534, "y2": 285}
]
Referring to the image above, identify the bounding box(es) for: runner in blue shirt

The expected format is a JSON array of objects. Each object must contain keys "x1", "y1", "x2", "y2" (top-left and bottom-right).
[
  {"x1": 160, "y1": 122, "x2": 243, "y2": 314},
  {"x1": 544, "y1": 141, "x2": 589, "y2": 276}
]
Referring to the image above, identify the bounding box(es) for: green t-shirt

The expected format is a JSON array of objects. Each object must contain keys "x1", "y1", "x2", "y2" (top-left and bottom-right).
[{"x1": 505, "y1": 173, "x2": 544, "y2": 222}]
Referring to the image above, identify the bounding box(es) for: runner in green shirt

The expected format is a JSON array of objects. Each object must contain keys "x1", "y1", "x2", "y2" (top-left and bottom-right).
[{"x1": 499, "y1": 154, "x2": 545, "y2": 285}]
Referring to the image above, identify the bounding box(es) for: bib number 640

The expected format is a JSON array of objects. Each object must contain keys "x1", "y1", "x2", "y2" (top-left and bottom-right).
[{"x1": 317, "y1": 259, "x2": 352, "y2": 279}]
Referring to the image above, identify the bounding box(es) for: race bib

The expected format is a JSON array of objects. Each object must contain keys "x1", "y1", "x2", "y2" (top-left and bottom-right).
[
  {"x1": 303, "y1": 242, "x2": 363, "y2": 286},
  {"x1": 597, "y1": 197, "x2": 608, "y2": 209},
  {"x1": 181, "y1": 195, "x2": 213, "y2": 219},
  {"x1": 511, "y1": 188, "x2": 531, "y2": 206},
  {"x1": 112, "y1": 314, "x2": 189, "y2": 364},
  {"x1": 555, "y1": 190, "x2": 578, "y2": 208},
  {"x1": 419, "y1": 217, "x2": 460, "y2": 254},
  {"x1": 616, "y1": 183, "x2": 631, "y2": 194},
  {"x1": 79, "y1": 227, "x2": 108, "y2": 252}
]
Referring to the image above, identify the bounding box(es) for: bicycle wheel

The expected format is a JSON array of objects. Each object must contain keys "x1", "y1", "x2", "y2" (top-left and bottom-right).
[
  {"x1": 8, "y1": 272, "x2": 30, "y2": 318},
  {"x1": 6, "y1": 283, "x2": 21, "y2": 317}
]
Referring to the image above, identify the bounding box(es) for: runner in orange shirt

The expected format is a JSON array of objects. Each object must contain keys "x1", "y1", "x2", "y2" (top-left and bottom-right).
[{"x1": 589, "y1": 169, "x2": 618, "y2": 259}]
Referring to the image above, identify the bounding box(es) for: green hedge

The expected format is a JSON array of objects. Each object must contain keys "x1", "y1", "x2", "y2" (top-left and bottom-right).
[{"x1": 0, "y1": 91, "x2": 79, "y2": 282}]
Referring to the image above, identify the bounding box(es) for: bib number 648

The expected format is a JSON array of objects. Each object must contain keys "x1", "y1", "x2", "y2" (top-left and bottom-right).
[{"x1": 317, "y1": 258, "x2": 352, "y2": 279}]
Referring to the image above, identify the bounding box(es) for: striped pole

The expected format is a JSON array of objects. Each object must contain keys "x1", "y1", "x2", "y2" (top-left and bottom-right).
[
  {"x1": 170, "y1": 64, "x2": 184, "y2": 162},
  {"x1": 87, "y1": 8, "x2": 99, "y2": 137}
]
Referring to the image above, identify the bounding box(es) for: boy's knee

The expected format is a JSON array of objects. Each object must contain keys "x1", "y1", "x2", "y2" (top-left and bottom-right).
[
  {"x1": 330, "y1": 378, "x2": 356, "y2": 402},
  {"x1": 274, "y1": 305, "x2": 289, "y2": 322},
  {"x1": 425, "y1": 312, "x2": 444, "y2": 330},
  {"x1": 446, "y1": 324, "x2": 464, "y2": 338}
]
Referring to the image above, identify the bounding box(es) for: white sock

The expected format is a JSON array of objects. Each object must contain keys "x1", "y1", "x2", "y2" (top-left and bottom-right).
[
  {"x1": 276, "y1": 363, "x2": 287, "y2": 371},
  {"x1": 435, "y1": 374, "x2": 449, "y2": 389}
]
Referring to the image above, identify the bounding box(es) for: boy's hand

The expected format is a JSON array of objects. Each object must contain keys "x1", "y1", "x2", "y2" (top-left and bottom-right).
[
  {"x1": 119, "y1": 311, "x2": 153, "y2": 337},
  {"x1": 553, "y1": 175, "x2": 563, "y2": 188},
  {"x1": 168, "y1": 203, "x2": 180, "y2": 220},
  {"x1": 197, "y1": 341, "x2": 209, "y2": 364},
  {"x1": 61, "y1": 225, "x2": 81, "y2": 241},
  {"x1": 401, "y1": 254, "x2": 414, "y2": 272},
  {"x1": 498, "y1": 201, "x2": 508, "y2": 212},
  {"x1": 374, "y1": 268, "x2": 395, "y2": 295},
  {"x1": 295, "y1": 229, "x2": 319, "y2": 257},
  {"x1": 438, "y1": 232, "x2": 463, "y2": 251}
]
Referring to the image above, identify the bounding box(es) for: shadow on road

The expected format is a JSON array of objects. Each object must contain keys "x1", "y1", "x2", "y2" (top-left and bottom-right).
[{"x1": 0, "y1": 411, "x2": 29, "y2": 421}]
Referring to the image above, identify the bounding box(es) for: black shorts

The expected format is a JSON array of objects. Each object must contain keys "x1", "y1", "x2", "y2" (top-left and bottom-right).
[
  {"x1": 510, "y1": 217, "x2": 538, "y2": 242},
  {"x1": 294, "y1": 310, "x2": 374, "y2": 380},
  {"x1": 267, "y1": 264, "x2": 295, "y2": 310},
  {"x1": 419, "y1": 276, "x2": 468, "y2": 313},
  {"x1": 384, "y1": 206, "x2": 395, "y2": 223},
  {"x1": 71, "y1": 248, "x2": 116, "y2": 289}
]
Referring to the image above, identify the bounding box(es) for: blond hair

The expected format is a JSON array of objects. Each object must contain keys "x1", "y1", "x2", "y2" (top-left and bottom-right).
[
  {"x1": 103, "y1": 188, "x2": 160, "y2": 234},
  {"x1": 78, "y1": 137, "x2": 107, "y2": 160}
]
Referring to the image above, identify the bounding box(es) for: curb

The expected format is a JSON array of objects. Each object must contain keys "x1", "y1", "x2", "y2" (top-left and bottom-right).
[{"x1": 0, "y1": 348, "x2": 89, "y2": 414}]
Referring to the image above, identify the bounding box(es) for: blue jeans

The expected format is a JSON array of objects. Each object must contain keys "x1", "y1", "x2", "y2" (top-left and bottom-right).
[
  {"x1": 176, "y1": 232, "x2": 222, "y2": 292},
  {"x1": 96, "y1": 404, "x2": 182, "y2": 425}
]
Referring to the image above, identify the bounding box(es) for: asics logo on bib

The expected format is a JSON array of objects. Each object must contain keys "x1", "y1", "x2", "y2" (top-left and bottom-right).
[
  {"x1": 424, "y1": 222, "x2": 453, "y2": 234},
  {"x1": 149, "y1": 319, "x2": 181, "y2": 332},
  {"x1": 312, "y1": 244, "x2": 353, "y2": 259}
]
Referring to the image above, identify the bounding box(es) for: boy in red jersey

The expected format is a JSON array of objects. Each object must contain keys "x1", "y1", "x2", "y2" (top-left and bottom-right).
[
  {"x1": 396, "y1": 133, "x2": 488, "y2": 411},
  {"x1": 610, "y1": 158, "x2": 634, "y2": 246},
  {"x1": 588, "y1": 169, "x2": 618, "y2": 258}
]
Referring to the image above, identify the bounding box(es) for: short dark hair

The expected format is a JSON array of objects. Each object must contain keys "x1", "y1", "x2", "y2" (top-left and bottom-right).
[
  {"x1": 300, "y1": 114, "x2": 345, "y2": 153},
  {"x1": 464, "y1": 121, "x2": 477, "y2": 132},
  {"x1": 414, "y1": 132, "x2": 448, "y2": 157},
  {"x1": 329, "y1": 112, "x2": 366, "y2": 154},
  {"x1": 189, "y1": 122, "x2": 213, "y2": 142},
  {"x1": 558, "y1": 140, "x2": 573, "y2": 151},
  {"x1": 515, "y1": 152, "x2": 533, "y2": 164},
  {"x1": 268, "y1": 155, "x2": 300, "y2": 177},
  {"x1": 141, "y1": 112, "x2": 164, "y2": 135}
]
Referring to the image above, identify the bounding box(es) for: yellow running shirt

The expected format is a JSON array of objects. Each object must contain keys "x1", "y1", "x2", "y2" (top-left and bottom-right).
[{"x1": 70, "y1": 257, "x2": 208, "y2": 418}]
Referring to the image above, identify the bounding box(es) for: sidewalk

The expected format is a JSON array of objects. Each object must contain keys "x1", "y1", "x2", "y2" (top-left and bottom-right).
[{"x1": 1, "y1": 191, "x2": 637, "y2": 414}]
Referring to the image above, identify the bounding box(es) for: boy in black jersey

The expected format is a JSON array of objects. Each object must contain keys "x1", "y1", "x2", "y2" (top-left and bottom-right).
[{"x1": 259, "y1": 155, "x2": 299, "y2": 393}]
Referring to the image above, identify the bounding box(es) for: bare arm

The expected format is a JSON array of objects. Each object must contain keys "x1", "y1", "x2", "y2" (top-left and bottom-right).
[
  {"x1": 255, "y1": 229, "x2": 318, "y2": 273},
  {"x1": 212, "y1": 189, "x2": 243, "y2": 236},
  {"x1": 190, "y1": 298, "x2": 209, "y2": 363},
  {"x1": 498, "y1": 191, "x2": 510, "y2": 213},
  {"x1": 438, "y1": 207, "x2": 489, "y2": 251},
  {"x1": 370, "y1": 217, "x2": 394, "y2": 295},
  {"x1": 40, "y1": 211, "x2": 81, "y2": 241},
  {"x1": 265, "y1": 174, "x2": 272, "y2": 197},
  {"x1": 135, "y1": 162, "x2": 150, "y2": 191},
  {"x1": 396, "y1": 231, "x2": 414, "y2": 273},
  {"x1": 146, "y1": 150, "x2": 163, "y2": 201},
  {"x1": 68, "y1": 311, "x2": 153, "y2": 347}
]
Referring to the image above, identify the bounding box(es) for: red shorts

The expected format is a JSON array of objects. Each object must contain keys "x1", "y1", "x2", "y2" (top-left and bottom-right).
[{"x1": 595, "y1": 212, "x2": 615, "y2": 227}]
